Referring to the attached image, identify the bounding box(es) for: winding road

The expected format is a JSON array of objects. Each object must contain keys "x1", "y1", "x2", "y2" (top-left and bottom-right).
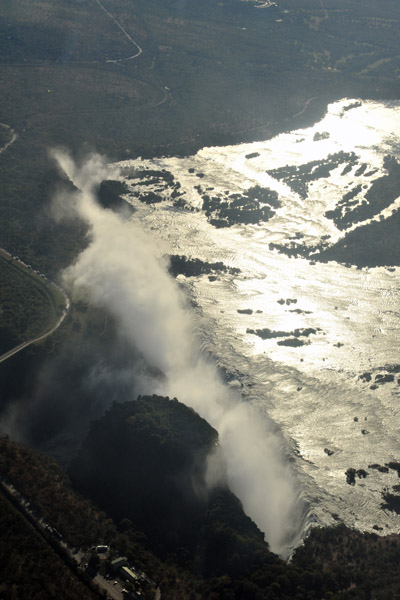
[
  {"x1": 94, "y1": 0, "x2": 143, "y2": 63},
  {"x1": 0, "y1": 0, "x2": 163, "y2": 365},
  {"x1": 0, "y1": 130, "x2": 70, "y2": 366},
  {"x1": 0, "y1": 10, "x2": 320, "y2": 363},
  {"x1": 0, "y1": 290, "x2": 69, "y2": 365},
  {"x1": 290, "y1": 96, "x2": 320, "y2": 119},
  {"x1": 91, "y1": 0, "x2": 170, "y2": 106},
  {"x1": 0, "y1": 123, "x2": 17, "y2": 155}
]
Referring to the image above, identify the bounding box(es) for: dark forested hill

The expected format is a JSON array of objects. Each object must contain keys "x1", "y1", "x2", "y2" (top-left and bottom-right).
[
  {"x1": 69, "y1": 395, "x2": 400, "y2": 599},
  {"x1": 2, "y1": 399, "x2": 400, "y2": 599},
  {"x1": 69, "y1": 395, "x2": 274, "y2": 571}
]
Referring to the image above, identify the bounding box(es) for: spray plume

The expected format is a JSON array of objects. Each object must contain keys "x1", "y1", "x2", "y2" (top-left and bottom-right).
[{"x1": 51, "y1": 149, "x2": 308, "y2": 556}]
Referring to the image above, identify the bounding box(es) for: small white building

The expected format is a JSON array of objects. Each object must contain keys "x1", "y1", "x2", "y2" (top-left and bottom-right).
[{"x1": 121, "y1": 566, "x2": 138, "y2": 584}]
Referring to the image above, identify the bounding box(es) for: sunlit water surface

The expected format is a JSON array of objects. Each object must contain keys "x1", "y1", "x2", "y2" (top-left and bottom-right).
[{"x1": 117, "y1": 99, "x2": 400, "y2": 538}]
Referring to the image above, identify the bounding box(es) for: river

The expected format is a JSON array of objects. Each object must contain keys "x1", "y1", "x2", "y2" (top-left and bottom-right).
[{"x1": 115, "y1": 98, "x2": 400, "y2": 541}]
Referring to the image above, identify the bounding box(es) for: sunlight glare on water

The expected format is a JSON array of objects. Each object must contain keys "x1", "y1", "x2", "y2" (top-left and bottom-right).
[{"x1": 117, "y1": 98, "x2": 400, "y2": 538}]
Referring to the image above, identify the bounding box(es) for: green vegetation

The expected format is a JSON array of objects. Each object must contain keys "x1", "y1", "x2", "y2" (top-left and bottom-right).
[
  {"x1": 168, "y1": 255, "x2": 240, "y2": 278},
  {"x1": 1, "y1": 0, "x2": 400, "y2": 277},
  {"x1": 96, "y1": 179, "x2": 131, "y2": 212},
  {"x1": 67, "y1": 395, "x2": 400, "y2": 599},
  {"x1": 1, "y1": 0, "x2": 400, "y2": 596},
  {"x1": 246, "y1": 327, "x2": 321, "y2": 340},
  {"x1": 0, "y1": 489, "x2": 98, "y2": 600},
  {"x1": 0, "y1": 436, "x2": 115, "y2": 548},
  {"x1": 267, "y1": 152, "x2": 358, "y2": 200},
  {"x1": 69, "y1": 396, "x2": 300, "y2": 597},
  {"x1": 0, "y1": 125, "x2": 12, "y2": 147},
  {"x1": 325, "y1": 155, "x2": 400, "y2": 230},
  {"x1": 292, "y1": 524, "x2": 400, "y2": 599},
  {"x1": 70, "y1": 395, "x2": 239, "y2": 561},
  {"x1": 0, "y1": 435, "x2": 200, "y2": 599},
  {"x1": 0, "y1": 250, "x2": 66, "y2": 354},
  {"x1": 201, "y1": 185, "x2": 281, "y2": 227},
  {"x1": 318, "y1": 210, "x2": 400, "y2": 267},
  {"x1": 3, "y1": 400, "x2": 400, "y2": 599},
  {"x1": 0, "y1": 298, "x2": 158, "y2": 454}
]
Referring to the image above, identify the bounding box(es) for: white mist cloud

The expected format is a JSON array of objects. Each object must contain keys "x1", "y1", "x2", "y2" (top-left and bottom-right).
[
  {"x1": 52, "y1": 149, "x2": 192, "y2": 374},
  {"x1": 51, "y1": 149, "x2": 308, "y2": 557}
]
